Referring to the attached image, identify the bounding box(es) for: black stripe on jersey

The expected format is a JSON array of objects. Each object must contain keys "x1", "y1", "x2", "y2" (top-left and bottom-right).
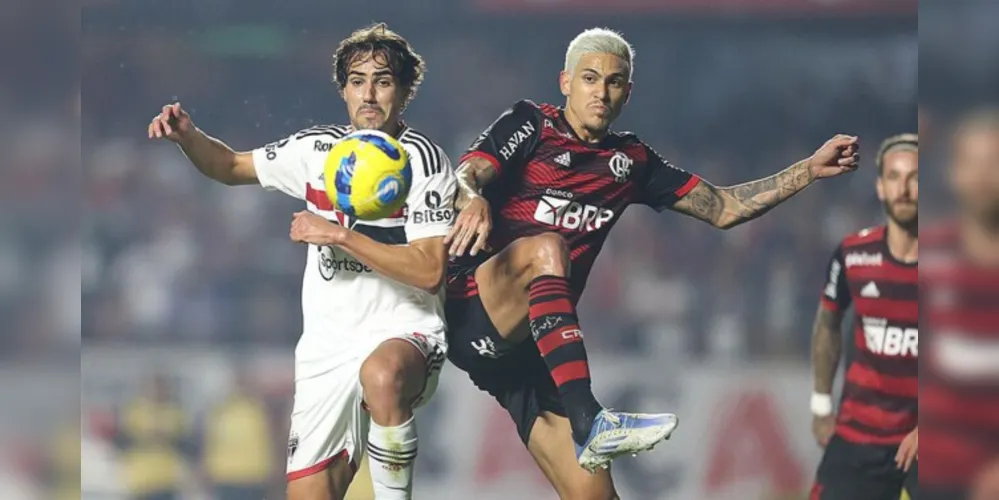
[
  {"x1": 401, "y1": 130, "x2": 443, "y2": 177},
  {"x1": 353, "y1": 223, "x2": 407, "y2": 245},
  {"x1": 844, "y1": 383, "x2": 918, "y2": 413},
  {"x1": 296, "y1": 125, "x2": 349, "y2": 140}
]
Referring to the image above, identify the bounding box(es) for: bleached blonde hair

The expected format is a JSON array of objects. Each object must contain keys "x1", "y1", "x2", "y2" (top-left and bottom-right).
[{"x1": 564, "y1": 28, "x2": 635, "y2": 80}]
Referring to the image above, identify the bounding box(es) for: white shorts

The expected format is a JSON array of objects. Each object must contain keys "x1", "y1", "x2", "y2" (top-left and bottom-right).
[{"x1": 285, "y1": 330, "x2": 446, "y2": 481}]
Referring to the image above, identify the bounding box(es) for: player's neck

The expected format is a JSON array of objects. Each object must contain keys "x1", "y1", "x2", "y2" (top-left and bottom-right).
[
  {"x1": 885, "y1": 220, "x2": 918, "y2": 264},
  {"x1": 562, "y1": 105, "x2": 606, "y2": 144},
  {"x1": 354, "y1": 120, "x2": 404, "y2": 137},
  {"x1": 960, "y1": 214, "x2": 999, "y2": 267}
]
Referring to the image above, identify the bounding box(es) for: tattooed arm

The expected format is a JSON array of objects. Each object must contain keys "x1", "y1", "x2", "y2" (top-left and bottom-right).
[
  {"x1": 454, "y1": 156, "x2": 499, "y2": 209},
  {"x1": 811, "y1": 304, "x2": 845, "y2": 395},
  {"x1": 670, "y1": 134, "x2": 860, "y2": 229},
  {"x1": 672, "y1": 160, "x2": 813, "y2": 229}
]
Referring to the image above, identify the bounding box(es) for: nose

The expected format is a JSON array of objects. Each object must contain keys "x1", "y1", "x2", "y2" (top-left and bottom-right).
[
  {"x1": 593, "y1": 84, "x2": 607, "y2": 101},
  {"x1": 362, "y1": 82, "x2": 377, "y2": 103}
]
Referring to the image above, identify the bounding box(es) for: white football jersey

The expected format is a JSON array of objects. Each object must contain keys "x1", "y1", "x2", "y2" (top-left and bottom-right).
[{"x1": 252, "y1": 124, "x2": 456, "y2": 367}]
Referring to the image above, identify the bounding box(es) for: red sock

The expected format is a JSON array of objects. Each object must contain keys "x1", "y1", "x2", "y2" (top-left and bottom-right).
[{"x1": 528, "y1": 275, "x2": 602, "y2": 445}]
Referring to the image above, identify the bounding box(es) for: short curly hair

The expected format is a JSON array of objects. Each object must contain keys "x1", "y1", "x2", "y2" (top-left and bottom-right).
[{"x1": 332, "y1": 23, "x2": 425, "y2": 108}]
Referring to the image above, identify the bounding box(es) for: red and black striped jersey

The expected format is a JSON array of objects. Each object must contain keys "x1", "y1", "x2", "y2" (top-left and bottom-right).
[
  {"x1": 819, "y1": 225, "x2": 918, "y2": 446},
  {"x1": 447, "y1": 100, "x2": 700, "y2": 298},
  {"x1": 919, "y1": 222, "x2": 999, "y2": 489}
]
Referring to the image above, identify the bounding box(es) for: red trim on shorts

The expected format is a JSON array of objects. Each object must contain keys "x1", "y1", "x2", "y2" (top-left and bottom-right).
[{"x1": 287, "y1": 449, "x2": 355, "y2": 481}]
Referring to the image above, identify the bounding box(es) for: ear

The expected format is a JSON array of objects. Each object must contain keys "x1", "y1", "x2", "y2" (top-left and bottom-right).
[
  {"x1": 875, "y1": 175, "x2": 886, "y2": 203},
  {"x1": 559, "y1": 71, "x2": 571, "y2": 97}
]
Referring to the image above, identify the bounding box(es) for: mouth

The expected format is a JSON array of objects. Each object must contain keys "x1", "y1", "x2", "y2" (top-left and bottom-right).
[
  {"x1": 589, "y1": 103, "x2": 609, "y2": 114},
  {"x1": 359, "y1": 108, "x2": 382, "y2": 117}
]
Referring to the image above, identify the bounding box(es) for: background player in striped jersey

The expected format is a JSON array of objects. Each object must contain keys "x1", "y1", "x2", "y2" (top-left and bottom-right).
[
  {"x1": 808, "y1": 134, "x2": 918, "y2": 500},
  {"x1": 147, "y1": 24, "x2": 455, "y2": 500},
  {"x1": 920, "y1": 108, "x2": 999, "y2": 500},
  {"x1": 443, "y1": 27, "x2": 861, "y2": 499}
]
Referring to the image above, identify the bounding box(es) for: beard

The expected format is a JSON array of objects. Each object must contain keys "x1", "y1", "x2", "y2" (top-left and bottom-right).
[{"x1": 884, "y1": 199, "x2": 918, "y2": 234}]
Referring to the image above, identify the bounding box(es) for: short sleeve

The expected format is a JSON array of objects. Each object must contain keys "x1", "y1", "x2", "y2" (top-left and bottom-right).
[
  {"x1": 251, "y1": 131, "x2": 311, "y2": 200},
  {"x1": 820, "y1": 245, "x2": 852, "y2": 312},
  {"x1": 637, "y1": 143, "x2": 702, "y2": 212},
  {"x1": 459, "y1": 100, "x2": 544, "y2": 177},
  {"x1": 402, "y1": 138, "x2": 457, "y2": 242}
]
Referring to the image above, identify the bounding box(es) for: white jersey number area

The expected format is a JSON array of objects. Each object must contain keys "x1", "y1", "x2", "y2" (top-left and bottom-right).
[{"x1": 251, "y1": 125, "x2": 457, "y2": 363}]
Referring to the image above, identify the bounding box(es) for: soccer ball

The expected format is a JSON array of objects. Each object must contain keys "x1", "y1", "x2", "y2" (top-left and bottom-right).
[{"x1": 323, "y1": 129, "x2": 412, "y2": 221}]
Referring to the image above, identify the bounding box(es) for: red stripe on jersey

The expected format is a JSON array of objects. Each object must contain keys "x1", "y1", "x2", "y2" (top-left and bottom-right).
[
  {"x1": 460, "y1": 151, "x2": 501, "y2": 174},
  {"x1": 305, "y1": 184, "x2": 335, "y2": 211},
  {"x1": 838, "y1": 398, "x2": 916, "y2": 435},
  {"x1": 922, "y1": 384, "x2": 999, "y2": 431},
  {"x1": 927, "y1": 310, "x2": 999, "y2": 333},
  {"x1": 550, "y1": 360, "x2": 590, "y2": 386},
  {"x1": 675, "y1": 175, "x2": 701, "y2": 198},
  {"x1": 852, "y1": 297, "x2": 918, "y2": 323},
  {"x1": 845, "y1": 362, "x2": 918, "y2": 398}
]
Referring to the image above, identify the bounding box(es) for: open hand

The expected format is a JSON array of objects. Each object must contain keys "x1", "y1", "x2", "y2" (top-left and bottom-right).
[
  {"x1": 808, "y1": 134, "x2": 860, "y2": 179},
  {"x1": 148, "y1": 102, "x2": 194, "y2": 142},
  {"x1": 895, "y1": 427, "x2": 917, "y2": 472},
  {"x1": 444, "y1": 196, "x2": 492, "y2": 257}
]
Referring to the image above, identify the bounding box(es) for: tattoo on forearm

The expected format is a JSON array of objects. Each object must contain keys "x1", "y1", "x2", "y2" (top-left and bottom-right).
[
  {"x1": 672, "y1": 160, "x2": 814, "y2": 228},
  {"x1": 724, "y1": 159, "x2": 813, "y2": 223},
  {"x1": 682, "y1": 183, "x2": 724, "y2": 224},
  {"x1": 455, "y1": 158, "x2": 498, "y2": 207},
  {"x1": 811, "y1": 306, "x2": 843, "y2": 394}
]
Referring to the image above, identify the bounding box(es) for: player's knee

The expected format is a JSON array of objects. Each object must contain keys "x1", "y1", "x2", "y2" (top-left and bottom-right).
[
  {"x1": 529, "y1": 232, "x2": 570, "y2": 277},
  {"x1": 359, "y1": 355, "x2": 408, "y2": 407}
]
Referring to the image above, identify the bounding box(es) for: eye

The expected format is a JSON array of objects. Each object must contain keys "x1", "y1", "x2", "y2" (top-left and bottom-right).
[
  {"x1": 349, "y1": 78, "x2": 364, "y2": 86},
  {"x1": 377, "y1": 79, "x2": 393, "y2": 87},
  {"x1": 583, "y1": 74, "x2": 597, "y2": 83}
]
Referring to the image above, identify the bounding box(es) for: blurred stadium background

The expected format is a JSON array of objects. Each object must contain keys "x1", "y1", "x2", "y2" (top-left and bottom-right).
[
  {"x1": 21, "y1": 0, "x2": 999, "y2": 498},
  {"x1": 75, "y1": 0, "x2": 923, "y2": 499}
]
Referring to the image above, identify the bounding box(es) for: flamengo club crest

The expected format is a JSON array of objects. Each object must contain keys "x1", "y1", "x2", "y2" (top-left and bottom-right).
[{"x1": 609, "y1": 151, "x2": 633, "y2": 182}]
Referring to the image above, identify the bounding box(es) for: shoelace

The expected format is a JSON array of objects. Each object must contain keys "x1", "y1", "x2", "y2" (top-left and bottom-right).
[{"x1": 599, "y1": 409, "x2": 621, "y2": 427}]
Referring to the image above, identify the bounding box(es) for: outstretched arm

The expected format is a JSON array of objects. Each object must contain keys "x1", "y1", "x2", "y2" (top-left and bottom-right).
[
  {"x1": 671, "y1": 134, "x2": 859, "y2": 229},
  {"x1": 672, "y1": 160, "x2": 813, "y2": 229}
]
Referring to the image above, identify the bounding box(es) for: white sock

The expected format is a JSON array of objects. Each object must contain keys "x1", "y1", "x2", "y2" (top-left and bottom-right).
[{"x1": 367, "y1": 416, "x2": 418, "y2": 499}]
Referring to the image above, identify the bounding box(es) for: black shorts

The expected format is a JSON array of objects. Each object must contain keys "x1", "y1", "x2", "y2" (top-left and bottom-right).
[
  {"x1": 810, "y1": 434, "x2": 918, "y2": 500},
  {"x1": 444, "y1": 291, "x2": 565, "y2": 444}
]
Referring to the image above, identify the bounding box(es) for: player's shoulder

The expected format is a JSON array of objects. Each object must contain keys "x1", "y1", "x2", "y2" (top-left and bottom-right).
[
  {"x1": 398, "y1": 126, "x2": 450, "y2": 179},
  {"x1": 292, "y1": 124, "x2": 352, "y2": 141},
  {"x1": 841, "y1": 224, "x2": 887, "y2": 249},
  {"x1": 499, "y1": 99, "x2": 549, "y2": 123}
]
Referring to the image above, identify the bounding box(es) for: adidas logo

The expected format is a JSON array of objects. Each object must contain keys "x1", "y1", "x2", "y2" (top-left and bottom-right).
[
  {"x1": 554, "y1": 152, "x2": 571, "y2": 167},
  {"x1": 860, "y1": 281, "x2": 880, "y2": 298}
]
